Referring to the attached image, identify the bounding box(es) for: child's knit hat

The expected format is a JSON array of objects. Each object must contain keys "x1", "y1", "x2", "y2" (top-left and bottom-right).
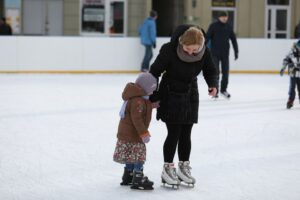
[{"x1": 135, "y1": 73, "x2": 157, "y2": 95}]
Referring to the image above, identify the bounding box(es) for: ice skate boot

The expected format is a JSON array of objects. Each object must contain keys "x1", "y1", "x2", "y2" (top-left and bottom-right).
[
  {"x1": 177, "y1": 161, "x2": 196, "y2": 187},
  {"x1": 212, "y1": 94, "x2": 219, "y2": 100},
  {"x1": 130, "y1": 170, "x2": 154, "y2": 190},
  {"x1": 161, "y1": 163, "x2": 180, "y2": 189},
  {"x1": 120, "y1": 167, "x2": 133, "y2": 186},
  {"x1": 221, "y1": 91, "x2": 231, "y2": 99},
  {"x1": 287, "y1": 99, "x2": 294, "y2": 109}
]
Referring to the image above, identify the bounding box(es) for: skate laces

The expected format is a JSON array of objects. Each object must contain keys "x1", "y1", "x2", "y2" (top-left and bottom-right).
[
  {"x1": 179, "y1": 162, "x2": 192, "y2": 176},
  {"x1": 165, "y1": 164, "x2": 178, "y2": 180}
]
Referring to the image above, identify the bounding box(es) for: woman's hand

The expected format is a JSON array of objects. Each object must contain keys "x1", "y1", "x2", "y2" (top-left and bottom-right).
[
  {"x1": 208, "y1": 87, "x2": 217, "y2": 97},
  {"x1": 152, "y1": 101, "x2": 160, "y2": 108}
]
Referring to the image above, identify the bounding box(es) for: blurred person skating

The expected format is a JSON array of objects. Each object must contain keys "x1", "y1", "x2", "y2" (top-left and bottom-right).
[
  {"x1": 206, "y1": 11, "x2": 238, "y2": 99},
  {"x1": 113, "y1": 73, "x2": 158, "y2": 190},
  {"x1": 149, "y1": 25, "x2": 218, "y2": 188},
  {"x1": 138, "y1": 10, "x2": 158, "y2": 72},
  {"x1": 280, "y1": 40, "x2": 300, "y2": 109},
  {"x1": 0, "y1": 17, "x2": 12, "y2": 35},
  {"x1": 294, "y1": 21, "x2": 300, "y2": 39}
]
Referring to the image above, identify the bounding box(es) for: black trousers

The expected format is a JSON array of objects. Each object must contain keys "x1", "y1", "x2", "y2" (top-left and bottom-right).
[
  {"x1": 163, "y1": 123, "x2": 193, "y2": 163},
  {"x1": 212, "y1": 55, "x2": 229, "y2": 92}
]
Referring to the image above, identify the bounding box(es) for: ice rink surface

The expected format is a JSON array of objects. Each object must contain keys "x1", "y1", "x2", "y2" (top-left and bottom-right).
[{"x1": 0, "y1": 74, "x2": 299, "y2": 200}]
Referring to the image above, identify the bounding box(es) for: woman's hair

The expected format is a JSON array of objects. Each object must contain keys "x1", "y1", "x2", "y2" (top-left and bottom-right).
[{"x1": 179, "y1": 27, "x2": 205, "y2": 46}]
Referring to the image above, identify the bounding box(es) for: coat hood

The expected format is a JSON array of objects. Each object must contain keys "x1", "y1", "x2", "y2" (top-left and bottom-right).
[{"x1": 122, "y1": 83, "x2": 147, "y2": 101}]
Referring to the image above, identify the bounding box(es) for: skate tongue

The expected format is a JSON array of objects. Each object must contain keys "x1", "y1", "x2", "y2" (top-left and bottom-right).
[
  {"x1": 169, "y1": 163, "x2": 175, "y2": 168},
  {"x1": 183, "y1": 161, "x2": 191, "y2": 167}
]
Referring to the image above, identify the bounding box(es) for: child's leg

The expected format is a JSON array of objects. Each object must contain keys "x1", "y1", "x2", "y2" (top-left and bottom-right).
[
  {"x1": 133, "y1": 162, "x2": 144, "y2": 172},
  {"x1": 288, "y1": 77, "x2": 296, "y2": 101},
  {"x1": 296, "y1": 78, "x2": 300, "y2": 101},
  {"x1": 131, "y1": 162, "x2": 154, "y2": 190},
  {"x1": 120, "y1": 163, "x2": 134, "y2": 186},
  {"x1": 125, "y1": 163, "x2": 134, "y2": 171}
]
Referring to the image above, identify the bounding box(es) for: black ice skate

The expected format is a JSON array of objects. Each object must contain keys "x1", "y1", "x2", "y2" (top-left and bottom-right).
[
  {"x1": 161, "y1": 163, "x2": 180, "y2": 189},
  {"x1": 286, "y1": 99, "x2": 294, "y2": 109},
  {"x1": 221, "y1": 91, "x2": 231, "y2": 99},
  {"x1": 120, "y1": 168, "x2": 133, "y2": 186},
  {"x1": 130, "y1": 170, "x2": 154, "y2": 190}
]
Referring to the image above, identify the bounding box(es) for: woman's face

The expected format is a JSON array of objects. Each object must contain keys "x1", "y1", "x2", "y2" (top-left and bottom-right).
[{"x1": 182, "y1": 44, "x2": 201, "y2": 55}]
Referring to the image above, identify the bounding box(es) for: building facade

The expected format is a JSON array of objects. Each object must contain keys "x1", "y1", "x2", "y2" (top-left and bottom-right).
[{"x1": 0, "y1": 0, "x2": 299, "y2": 38}]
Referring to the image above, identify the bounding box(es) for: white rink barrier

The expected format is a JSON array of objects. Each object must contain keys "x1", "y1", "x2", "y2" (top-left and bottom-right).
[{"x1": 0, "y1": 36, "x2": 297, "y2": 73}]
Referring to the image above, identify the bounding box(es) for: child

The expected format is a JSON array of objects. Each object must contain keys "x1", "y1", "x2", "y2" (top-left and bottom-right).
[
  {"x1": 280, "y1": 40, "x2": 300, "y2": 109},
  {"x1": 113, "y1": 73, "x2": 157, "y2": 190}
]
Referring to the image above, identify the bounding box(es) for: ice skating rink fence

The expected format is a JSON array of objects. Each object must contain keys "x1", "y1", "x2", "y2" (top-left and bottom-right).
[{"x1": 0, "y1": 36, "x2": 297, "y2": 73}]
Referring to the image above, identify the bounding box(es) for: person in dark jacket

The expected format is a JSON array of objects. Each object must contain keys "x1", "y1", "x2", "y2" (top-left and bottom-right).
[
  {"x1": 138, "y1": 10, "x2": 158, "y2": 72},
  {"x1": 295, "y1": 21, "x2": 300, "y2": 39},
  {"x1": 0, "y1": 17, "x2": 12, "y2": 35},
  {"x1": 206, "y1": 11, "x2": 238, "y2": 99},
  {"x1": 149, "y1": 25, "x2": 218, "y2": 187}
]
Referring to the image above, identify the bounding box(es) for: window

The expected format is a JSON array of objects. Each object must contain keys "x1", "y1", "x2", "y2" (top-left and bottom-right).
[
  {"x1": 212, "y1": 0, "x2": 236, "y2": 7},
  {"x1": 267, "y1": 0, "x2": 289, "y2": 5},
  {"x1": 265, "y1": 0, "x2": 291, "y2": 38},
  {"x1": 81, "y1": 0, "x2": 105, "y2": 33},
  {"x1": 109, "y1": 1, "x2": 124, "y2": 34},
  {"x1": 4, "y1": 0, "x2": 21, "y2": 34},
  {"x1": 81, "y1": 0, "x2": 126, "y2": 36}
]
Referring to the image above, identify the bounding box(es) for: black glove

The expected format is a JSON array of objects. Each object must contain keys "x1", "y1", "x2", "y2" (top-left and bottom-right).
[
  {"x1": 153, "y1": 42, "x2": 156, "y2": 49},
  {"x1": 149, "y1": 90, "x2": 160, "y2": 102},
  {"x1": 280, "y1": 68, "x2": 285, "y2": 76},
  {"x1": 234, "y1": 52, "x2": 238, "y2": 60}
]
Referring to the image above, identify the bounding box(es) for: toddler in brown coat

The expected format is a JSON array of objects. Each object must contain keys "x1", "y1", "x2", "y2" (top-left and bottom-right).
[{"x1": 113, "y1": 72, "x2": 157, "y2": 190}]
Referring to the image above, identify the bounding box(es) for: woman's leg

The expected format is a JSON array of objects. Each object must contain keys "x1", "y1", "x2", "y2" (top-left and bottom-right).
[
  {"x1": 164, "y1": 123, "x2": 182, "y2": 163},
  {"x1": 178, "y1": 124, "x2": 193, "y2": 161}
]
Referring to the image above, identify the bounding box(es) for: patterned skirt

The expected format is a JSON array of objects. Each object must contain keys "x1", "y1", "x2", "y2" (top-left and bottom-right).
[{"x1": 113, "y1": 139, "x2": 146, "y2": 164}]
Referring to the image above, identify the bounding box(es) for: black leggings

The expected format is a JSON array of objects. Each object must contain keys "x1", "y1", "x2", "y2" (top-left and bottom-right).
[{"x1": 163, "y1": 123, "x2": 193, "y2": 163}]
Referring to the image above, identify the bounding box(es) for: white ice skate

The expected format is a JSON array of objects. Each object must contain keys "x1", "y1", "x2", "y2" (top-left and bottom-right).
[
  {"x1": 177, "y1": 161, "x2": 196, "y2": 187},
  {"x1": 220, "y1": 91, "x2": 231, "y2": 99},
  {"x1": 161, "y1": 163, "x2": 180, "y2": 189}
]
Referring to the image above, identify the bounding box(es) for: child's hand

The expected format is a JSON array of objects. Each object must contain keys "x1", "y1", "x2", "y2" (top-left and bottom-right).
[
  {"x1": 141, "y1": 132, "x2": 151, "y2": 143},
  {"x1": 152, "y1": 101, "x2": 160, "y2": 109},
  {"x1": 142, "y1": 135, "x2": 150, "y2": 143}
]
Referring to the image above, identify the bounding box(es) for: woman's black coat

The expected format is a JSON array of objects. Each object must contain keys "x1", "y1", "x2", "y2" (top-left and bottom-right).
[{"x1": 150, "y1": 25, "x2": 218, "y2": 124}]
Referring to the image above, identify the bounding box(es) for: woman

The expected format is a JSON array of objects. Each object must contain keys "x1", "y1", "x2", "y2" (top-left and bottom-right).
[{"x1": 149, "y1": 25, "x2": 218, "y2": 187}]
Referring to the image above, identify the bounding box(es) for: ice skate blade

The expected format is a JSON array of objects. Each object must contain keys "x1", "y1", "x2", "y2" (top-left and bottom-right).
[
  {"x1": 180, "y1": 182, "x2": 195, "y2": 188},
  {"x1": 161, "y1": 183, "x2": 180, "y2": 190},
  {"x1": 130, "y1": 185, "x2": 154, "y2": 190},
  {"x1": 120, "y1": 182, "x2": 132, "y2": 186},
  {"x1": 161, "y1": 180, "x2": 180, "y2": 190},
  {"x1": 178, "y1": 178, "x2": 195, "y2": 188}
]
